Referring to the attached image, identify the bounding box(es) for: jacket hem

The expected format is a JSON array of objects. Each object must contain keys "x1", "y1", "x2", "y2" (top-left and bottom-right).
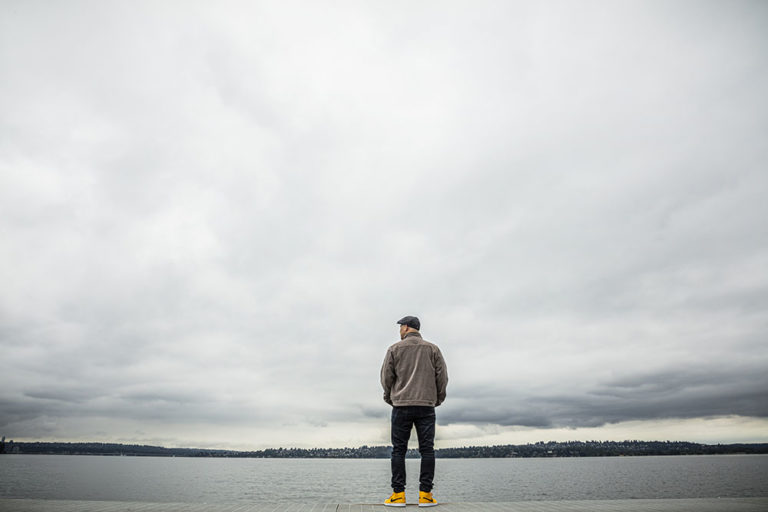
[{"x1": 391, "y1": 400, "x2": 436, "y2": 407}]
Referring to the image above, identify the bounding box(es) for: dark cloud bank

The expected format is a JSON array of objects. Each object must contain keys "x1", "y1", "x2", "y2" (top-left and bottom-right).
[{"x1": 439, "y1": 365, "x2": 768, "y2": 428}]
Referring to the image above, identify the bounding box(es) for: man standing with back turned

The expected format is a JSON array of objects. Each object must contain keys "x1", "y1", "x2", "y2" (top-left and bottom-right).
[{"x1": 381, "y1": 316, "x2": 448, "y2": 507}]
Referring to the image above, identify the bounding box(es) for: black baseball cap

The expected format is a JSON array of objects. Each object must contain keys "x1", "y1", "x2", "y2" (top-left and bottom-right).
[{"x1": 397, "y1": 315, "x2": 420, "y2": 330}]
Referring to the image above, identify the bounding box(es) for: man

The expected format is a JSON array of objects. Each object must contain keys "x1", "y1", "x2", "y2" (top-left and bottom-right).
[{"x1": 381, "y1": 315, "x2": 448, "y2": 507}]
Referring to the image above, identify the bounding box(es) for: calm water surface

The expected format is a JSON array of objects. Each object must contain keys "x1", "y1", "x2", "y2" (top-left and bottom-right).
[{"x1": 1, "y1": 454, "x2": 766, "y2": 503}]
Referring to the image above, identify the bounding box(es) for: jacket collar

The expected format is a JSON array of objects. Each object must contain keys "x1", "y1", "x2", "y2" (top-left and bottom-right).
[{"x1": 403, "y1": 331, "x2": 422, "y2": 339}]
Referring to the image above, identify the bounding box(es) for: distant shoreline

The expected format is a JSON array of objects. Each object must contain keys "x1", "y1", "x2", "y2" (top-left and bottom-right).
[{"x1": 2, "y1": 440, "x2": 767, "y2": 458}]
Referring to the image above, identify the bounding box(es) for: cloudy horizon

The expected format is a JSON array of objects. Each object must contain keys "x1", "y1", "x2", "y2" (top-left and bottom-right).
[{"x1": 1, "y1": 0, "x2": 767, "y2": 451}]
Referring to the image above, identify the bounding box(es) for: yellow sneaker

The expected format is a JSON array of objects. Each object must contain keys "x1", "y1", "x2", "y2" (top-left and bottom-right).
[
  {"x1": 385, "y1": 491, "x2": 406, "y2": 507},
  {"x1": 419, "y1": 490, "x2": 437, "y2": 507}
]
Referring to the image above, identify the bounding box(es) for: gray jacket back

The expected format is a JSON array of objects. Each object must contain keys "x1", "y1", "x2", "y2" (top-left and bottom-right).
[{"x1": 380, "y1": 331, "x2": 448, "y2": 407}]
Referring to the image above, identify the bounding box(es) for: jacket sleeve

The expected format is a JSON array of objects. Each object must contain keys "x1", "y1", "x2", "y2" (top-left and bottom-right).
[
  {"x1": 434, "y1": 346, "x2": 448, "y2": 406},
  {"x1": 380, "y1": 347, "x2": 395, "y2": 405}
]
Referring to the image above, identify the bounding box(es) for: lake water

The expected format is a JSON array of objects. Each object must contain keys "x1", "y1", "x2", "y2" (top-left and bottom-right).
[{"x1": 1, "y1": 455, "x2": 766, "y2": 503}]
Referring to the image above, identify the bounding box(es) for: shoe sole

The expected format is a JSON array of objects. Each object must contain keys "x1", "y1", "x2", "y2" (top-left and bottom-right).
[
  {"x1": 384, "y1": 503, "x2": 406, "y2": 507},
  {"x1": 419, "y1": 504, "x2": 438, "y2": 507}
]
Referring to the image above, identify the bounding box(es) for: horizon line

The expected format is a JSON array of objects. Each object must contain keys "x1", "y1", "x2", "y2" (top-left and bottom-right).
[{"x1": 5, "y1": 438, "x2": 768, "y2": 452}]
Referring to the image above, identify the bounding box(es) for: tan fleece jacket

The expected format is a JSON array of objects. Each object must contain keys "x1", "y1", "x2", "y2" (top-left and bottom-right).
[{"x1": 380, "y1": 331, "x2": 448, "y2": 407}]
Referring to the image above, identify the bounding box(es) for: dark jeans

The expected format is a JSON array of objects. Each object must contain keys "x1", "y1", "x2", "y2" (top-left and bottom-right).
[{"x1": 390, "y1": 405, "x2": 435, "y2": 493}]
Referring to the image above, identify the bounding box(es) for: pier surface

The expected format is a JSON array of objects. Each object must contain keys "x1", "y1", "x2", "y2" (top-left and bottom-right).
[{"x1": 1, "y1": 498, "x2": 767, "y2": 512}]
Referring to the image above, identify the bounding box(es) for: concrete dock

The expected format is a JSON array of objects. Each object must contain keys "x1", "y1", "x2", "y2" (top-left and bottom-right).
[{"x1": 1, "y1": 498, "x2": 767, "y2": 512}]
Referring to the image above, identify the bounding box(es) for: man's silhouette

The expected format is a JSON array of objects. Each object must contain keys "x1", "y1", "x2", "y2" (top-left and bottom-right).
[{"x1": 381, "y1": 315, "x2": 448, "y2": 507}]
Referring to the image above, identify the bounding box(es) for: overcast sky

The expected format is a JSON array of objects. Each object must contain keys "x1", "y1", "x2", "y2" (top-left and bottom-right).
[{"x1": 1, "y1": 1, "x2": 767, "y2": 450}]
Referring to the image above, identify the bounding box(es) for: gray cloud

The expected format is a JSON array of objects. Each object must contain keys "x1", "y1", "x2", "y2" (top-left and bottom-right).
[
  {"x1": 439, "y1": 365, "x2": 768, "y2": 428},
  {"x1": 1, "y1": 1, "x2": 767, "y2": 446}
]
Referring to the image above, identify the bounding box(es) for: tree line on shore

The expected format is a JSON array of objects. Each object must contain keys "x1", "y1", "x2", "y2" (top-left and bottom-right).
[{"x1": 2, "y1": 439, "x2": 766, "y2": 458}]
